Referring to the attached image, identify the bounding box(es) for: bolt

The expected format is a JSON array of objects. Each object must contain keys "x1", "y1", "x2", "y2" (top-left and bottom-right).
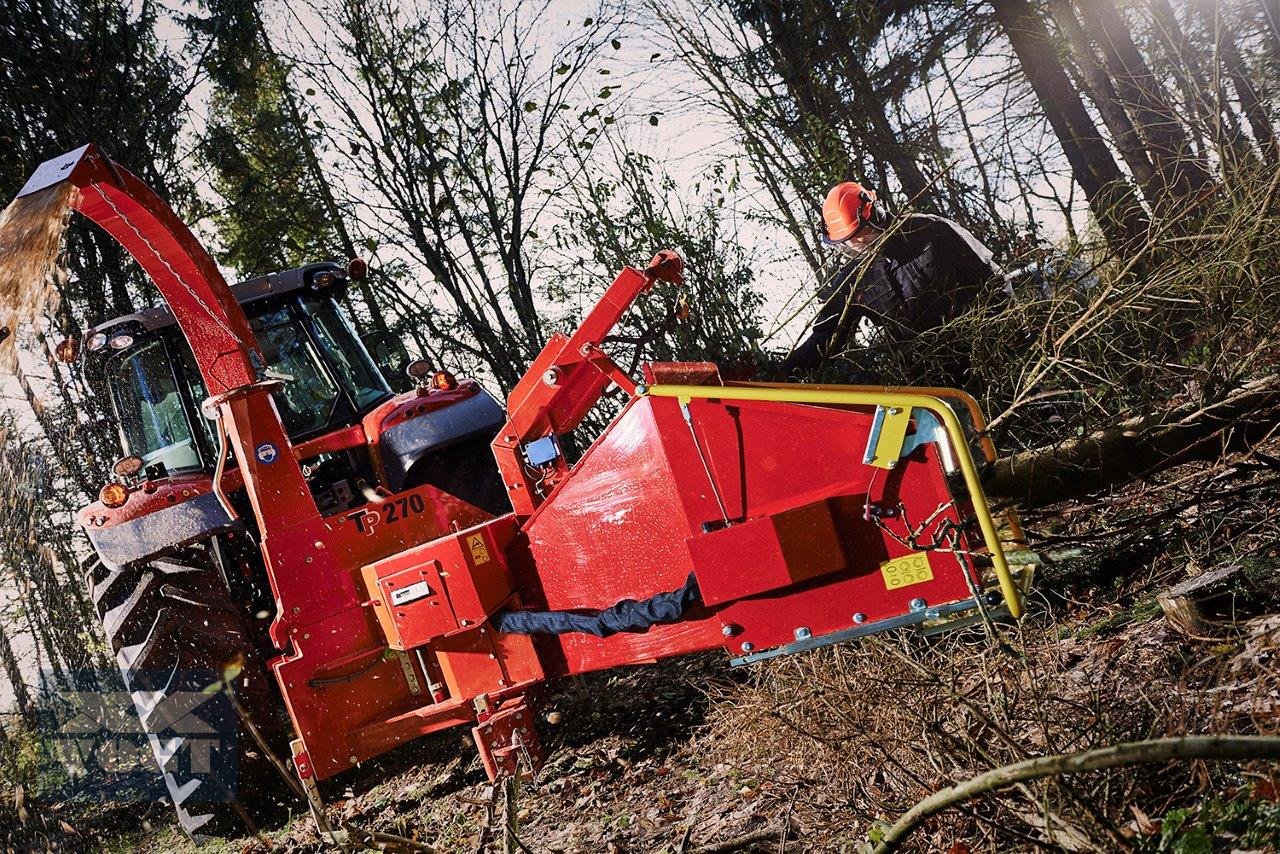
[
  {"x1": 909, "y1": 597, "x2": 927, "y2": 612},
  {"x1": 721, "y1": 624, "x2": 735, "y2": 637},
  {"x1": 542, "y1": 369, "x2": 559, "y2": 386},
  {"x1": 634, "y1": 384, "x2": 648, "y2": 396},
  {"x1": 886, "y1": 460, "x2": 898, "y2": 469},
  {"x1": 349, "y1": 755, "x2": 358, "y2": 764},
  {"x1": 925, "y1": 608, "x2": 940, "y2": 620},
  {"x1": 794, "y1": 627, "x2": 811, "y2": 640},
  {"x1": 740, "y1": 641, "x2": 754, "y2": 653},
  {"x1": 853, "y1": 613, "x2": 867, "y2": 624},
  {"x1": 889, "y1": 407, "x2": 901, "y2": 415}
]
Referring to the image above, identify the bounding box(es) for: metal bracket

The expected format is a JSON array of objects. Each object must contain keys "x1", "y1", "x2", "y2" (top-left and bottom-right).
[
  {"x1": 472, "y1": 701, "x2": 544, "y2": 780},
  {"x1": 728, "y1": 595, "x2": 999, "y2": 666},
  {"x1": 900, "y1": 409, "x2": 958, "y2": 473},
  {"x1": 863, "y1": 405, "x2": 913, "y2": 469}
]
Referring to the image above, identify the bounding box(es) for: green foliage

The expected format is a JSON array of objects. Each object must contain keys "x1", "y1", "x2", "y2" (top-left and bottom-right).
[
  {"x1": 1137, "y1": 785, "x2": 1280, "y2": 852},
  {"x1": 188, "y1": 0, "x2": 344, "y2": 276},
  {"x1": 554, "y1": 149, "x2": 766, "y2": 374},
  {"x1": 0, "y1": 0, "x2": 183, "y2": 749},
  {"x1": 0, "y1": 723, "x2": 46, "y2": 793}
]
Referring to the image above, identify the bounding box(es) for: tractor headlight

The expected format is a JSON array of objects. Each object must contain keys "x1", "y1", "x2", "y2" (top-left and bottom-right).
[
  {"x1": 86, "y1": 333, "x2": 108, "y2": 351},
  {"x1": 108, "y1": 333, "x2": 134, "y2": 350}
]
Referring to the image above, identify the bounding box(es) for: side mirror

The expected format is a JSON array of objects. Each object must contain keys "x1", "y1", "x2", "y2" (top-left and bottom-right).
[
  {"x1": 112, "y1": 455, "x2": 144, "y2": 479},
  {"x1": 405, "y1": 359, "x2": 432, "y2": 391}
]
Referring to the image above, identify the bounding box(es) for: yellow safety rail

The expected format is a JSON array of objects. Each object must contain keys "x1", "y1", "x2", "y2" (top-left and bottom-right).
[
  {"x1": 643, "y1": 384, "x2": 1024, "y2": 620},
  {"x1": 727, "y1": 381, "x2": 1028, "y2": 549}
]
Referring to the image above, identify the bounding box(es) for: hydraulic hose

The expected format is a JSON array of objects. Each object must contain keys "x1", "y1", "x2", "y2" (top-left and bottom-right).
[{"x1": 493, "y1": 574, "x2": 701, "y2": 638}]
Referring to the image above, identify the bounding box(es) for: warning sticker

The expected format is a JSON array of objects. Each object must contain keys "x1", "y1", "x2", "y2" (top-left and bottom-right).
[
  {"x1": 467, "y1": 533, "x2": 491, "y2": 565},
  {"x1": 879, "y1": 552, "x2": 934, "y2": 590}
]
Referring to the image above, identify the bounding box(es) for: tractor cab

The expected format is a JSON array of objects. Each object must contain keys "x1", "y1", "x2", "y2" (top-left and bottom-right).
[
  {"x1": 88, "y1": 263, "x2": 389, "y2": 477},
  {"x1": 82, "y1": 261, "x2": 508, "y2": 522}
]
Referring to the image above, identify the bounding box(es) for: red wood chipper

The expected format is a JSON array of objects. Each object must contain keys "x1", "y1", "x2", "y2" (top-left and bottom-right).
[{"x1": 17, "y1": 144, "x2": 1026, "y2": 836}]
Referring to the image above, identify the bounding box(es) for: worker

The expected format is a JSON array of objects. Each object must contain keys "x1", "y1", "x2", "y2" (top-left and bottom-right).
[{"x1": 781, "y1": 182, "x2": 1002, "y2": 379}]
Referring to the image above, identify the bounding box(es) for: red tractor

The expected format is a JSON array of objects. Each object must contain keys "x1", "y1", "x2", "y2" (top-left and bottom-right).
[{"x1": 19, "y1": 144, "x2": 1026, "y2": 837}]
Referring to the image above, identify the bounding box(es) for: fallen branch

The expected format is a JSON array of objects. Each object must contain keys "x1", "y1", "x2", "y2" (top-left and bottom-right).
[
  {"x1": 689, "y1": 826, "x2": 783, "y2": 854},
  {"x1": 870, "y1": 735, "x2": 1280, "y2": 853},
  {"x1": 982, "y1": 373, "x2": 1280, "y2": 507},
  {"x1": 342, "y1": 822, "x2": 438, "y2": 853}
]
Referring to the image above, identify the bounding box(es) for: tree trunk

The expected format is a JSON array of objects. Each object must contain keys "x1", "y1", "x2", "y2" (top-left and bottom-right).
[
  {"x1": 991, "y1": 0, "x2": 1149, "y2": 247},
  {"x1": 1214, "y1": 9, "x2": 1280, "y2": 167},
  {"x1": 982, "y1": 373, "x2": 1280, "y2": 508},
  {"x1": 930, "y1": 13, "x2": 1003, "y2": 227},
  {"x1": 1074, "y1": 0, "x2": 1215, "y2": 202},
  {"x1": 753, "y1": 0, "x2": 939, "y2": 211},
  {"x1": 1049, "y1": 0, "x2": 1161, "y2": 201},
  {"x1": 0, "y1": 622, "x2": 35, "y2": 728},
  {"x1": 1147, "y1": 0, "x2": 1217, "y2": 155},
  {"x1": 250, "y1": 7, "x2": 389, "y2": 334}
]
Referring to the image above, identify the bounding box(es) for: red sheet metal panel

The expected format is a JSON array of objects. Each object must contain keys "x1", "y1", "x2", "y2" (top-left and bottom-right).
[
  {"x1": 514, "y1": 394, "x2": 987, "y2": 677},
  {"x1": 362, "y1": 517, "x2": 519, "y2": 649},
  {"x1": 687, "y1": 499, "x2": 847, "y2": 605}
]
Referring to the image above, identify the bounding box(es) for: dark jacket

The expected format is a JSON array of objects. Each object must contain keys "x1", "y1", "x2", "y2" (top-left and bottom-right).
[{"x1": 783, "y1": 214, "x2": 1000, "y2": 373}]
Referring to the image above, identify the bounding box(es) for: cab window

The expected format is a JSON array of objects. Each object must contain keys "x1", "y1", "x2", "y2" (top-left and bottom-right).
[
  {"x1": 107, "y1": 340, "x2": 201, "y2": 473},
  {"x1": 251, "y1": 306, "x2": 339, "y2": 435}
]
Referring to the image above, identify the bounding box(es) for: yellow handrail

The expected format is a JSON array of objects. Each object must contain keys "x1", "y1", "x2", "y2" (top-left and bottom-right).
[
  {"x1": 728, "y1": 380, "x2": 1028, "y2": 548},
  {"x1": 643, "y1": 383, "x2": 1023, "y2": 620}
]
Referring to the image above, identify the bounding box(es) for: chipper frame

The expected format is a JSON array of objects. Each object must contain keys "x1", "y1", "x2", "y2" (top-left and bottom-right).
[{"x1": 23, "y1": 145, "x2": 1024, "y2": 830}]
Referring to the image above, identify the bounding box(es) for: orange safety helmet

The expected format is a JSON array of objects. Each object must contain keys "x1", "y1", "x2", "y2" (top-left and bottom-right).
[{"x1": 821, "y1": 181, "x2": 880, "y2": 245}]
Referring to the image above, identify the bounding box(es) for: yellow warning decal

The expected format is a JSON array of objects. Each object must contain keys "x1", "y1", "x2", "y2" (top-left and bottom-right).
[
  {"x1": 467, "y1": 533, "x2": 491, "y2": 565},
  {"x1": 880, "y1": 552, "x2": 933, "y2": 590}
]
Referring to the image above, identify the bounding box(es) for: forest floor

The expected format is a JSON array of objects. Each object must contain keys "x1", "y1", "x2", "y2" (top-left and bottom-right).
[{"x1": 17, "y1": 540, "x2": 1280, "y2": 853}]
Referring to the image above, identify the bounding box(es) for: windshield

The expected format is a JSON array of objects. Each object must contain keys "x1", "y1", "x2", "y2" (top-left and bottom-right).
[
  {"x1": 108, "y1": 339, "x2": 201, "y2": 473},
  {"x1": 105, "y1": 296, "x2": 394, "y2": 472},
  {"x1": 304, "y1": 297, "x2": 390, "y2": 410},
  {"x1": 251, "y1": 305, "x2": 340, "y2": 435}
]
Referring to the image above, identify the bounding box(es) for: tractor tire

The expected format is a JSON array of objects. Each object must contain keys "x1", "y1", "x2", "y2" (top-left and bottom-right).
[{"x1": 85, "y1": 545, "x2": 290, "y2": 838}]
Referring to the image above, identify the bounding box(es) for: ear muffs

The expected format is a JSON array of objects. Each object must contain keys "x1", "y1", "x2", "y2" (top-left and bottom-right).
[{"x1": 859, "y1": 189, "x2": 891, "y2": 230}]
